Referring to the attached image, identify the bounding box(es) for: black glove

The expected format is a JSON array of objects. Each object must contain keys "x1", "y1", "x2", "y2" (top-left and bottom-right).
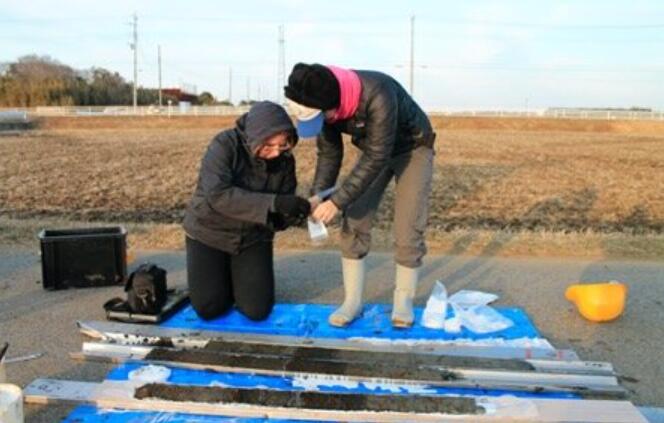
[
  {"x1": 274, "y1": 195, "x2": 311, "y2": 219},
  {"x1": 269, "y1": 212, "x2": 306, "y2": 232},
  {"x1": 269, "y1": 212, "x2": 289, "y2": 231}
]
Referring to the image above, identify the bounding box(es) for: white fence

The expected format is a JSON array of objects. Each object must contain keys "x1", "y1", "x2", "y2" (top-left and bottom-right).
[
  {"x1": 1, "y1": 106, "x2": 664, "y2": 121},
  {"x1": 429, "y1": 109, "x2": 664, "y2": 121},
  {"x1": 27, "y1": 105, "x2": 252, "y2": 117},
  {"x1": 0, "y1": 110, "x2": 30, "y2": 122}
]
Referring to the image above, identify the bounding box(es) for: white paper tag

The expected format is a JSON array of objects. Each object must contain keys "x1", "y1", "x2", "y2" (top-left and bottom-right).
[{"x1": 307, "y1": 219, "x2": 328, "y2": 244}]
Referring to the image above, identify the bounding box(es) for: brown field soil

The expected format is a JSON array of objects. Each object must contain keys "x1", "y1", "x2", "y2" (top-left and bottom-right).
[
  {"x1": 1, "y1": 116, "x2": 663, "y2": 257},
  {"x1": 38, "y1": 114, "x2": 664, "y2": 135},
  {"x1": 3, "y1": 116, "x2": 663, "y2": 229}
]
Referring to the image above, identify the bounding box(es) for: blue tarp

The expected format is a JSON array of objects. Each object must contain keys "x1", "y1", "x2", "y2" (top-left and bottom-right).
[
  {"x1": 64, "y1": 303, "x2": 569, "y2": 422},
  {"x1": 63, "y1": 405, "x2": 312, "y2": 423},
  {"x1": 106, "y1": 362, "x2": 574, "y2": 399},
  {"x1": 161, "y1": 303, "x2": 540, "y2": 340}
]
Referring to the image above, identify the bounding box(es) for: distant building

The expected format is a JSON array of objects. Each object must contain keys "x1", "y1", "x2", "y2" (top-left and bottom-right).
[{"x1": 162, "y1": 88, "x2": 198, "y2": 104}]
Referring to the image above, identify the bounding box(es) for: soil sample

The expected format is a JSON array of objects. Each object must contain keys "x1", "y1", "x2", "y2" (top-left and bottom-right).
[
  {"x1": 135, "y1": 383, "x2": 483, "y2": 415},
  {"x1": 190, "y1": 339, "x2": 533, "y2": 371},
  {"x1": 146, "y1": 347, "x2": 461, "y2": 382}
]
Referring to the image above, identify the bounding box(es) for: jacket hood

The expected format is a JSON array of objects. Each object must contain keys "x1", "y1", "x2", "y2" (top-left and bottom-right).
[{"x1": 235, "y1": 101, "x2": 298, "y2": 154}]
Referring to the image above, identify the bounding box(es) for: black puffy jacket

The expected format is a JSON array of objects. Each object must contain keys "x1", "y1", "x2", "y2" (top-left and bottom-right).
[
  {"x1": 183, "y1": 101, "x2": 297, "y2": 254},
  {"x1": 311, "y1": 70, "x2": 435, "y2": 209}
]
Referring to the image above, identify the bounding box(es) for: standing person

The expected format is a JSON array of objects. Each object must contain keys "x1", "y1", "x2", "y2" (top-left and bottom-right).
[
  {"x1": 285, "y1": 63, "x2": 435, "y2": 328},
  {"x1": 183, "y1": 101, "x2": 310, "y2": 321}
]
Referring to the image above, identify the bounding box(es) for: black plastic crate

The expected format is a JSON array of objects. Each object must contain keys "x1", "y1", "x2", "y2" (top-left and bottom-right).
[{"x1": 38, "y1": 227, "x2": 127, "y2": 290}]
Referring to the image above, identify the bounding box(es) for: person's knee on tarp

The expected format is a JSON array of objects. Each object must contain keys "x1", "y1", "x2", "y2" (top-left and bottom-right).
[
  {"x1": 285, "y1": 63, "x2": 436, "y2": 328},
  {"x1": 183, "y1": 101, "x2": 311, "y2": 321}
]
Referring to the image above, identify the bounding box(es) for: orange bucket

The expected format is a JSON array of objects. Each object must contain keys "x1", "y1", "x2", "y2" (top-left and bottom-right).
[{"x1": 565, "y1": 281, "x2": 627, "y2": 322}]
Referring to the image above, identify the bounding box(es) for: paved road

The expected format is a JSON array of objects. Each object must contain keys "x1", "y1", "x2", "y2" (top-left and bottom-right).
[{"x1": 1, "y1": 247, "x2": 663, "y2": 422}]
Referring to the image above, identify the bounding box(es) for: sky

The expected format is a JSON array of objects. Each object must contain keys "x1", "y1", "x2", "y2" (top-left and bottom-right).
[{"x1": 1, "y1": 0, "x2": 664, "y2": 111}]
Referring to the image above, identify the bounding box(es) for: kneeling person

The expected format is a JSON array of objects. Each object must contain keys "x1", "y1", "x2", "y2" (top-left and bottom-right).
[{"x1": 183, "y1": 101, "x2": 310, "y2": 321}]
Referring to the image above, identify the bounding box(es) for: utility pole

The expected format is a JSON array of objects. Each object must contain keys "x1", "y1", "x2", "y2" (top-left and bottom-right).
[
  {"x1": 228, "y1": 66, "x2": 233, "y2": 104},
  {"x1": 409, "y1": 14, "x2": 415, "y2": 96},
  {"x1": 130, "y1": 13, "x2": 138, "y2": 112},
  {"x1": 277, "y1": 24, "x2": 285, "y2": 104},
  {"x1": 158, "y1": 45, "x2": 162, "y2": 107},
  {"x1": 246, "y1": 76, "x2": 251, "y2": 103}
]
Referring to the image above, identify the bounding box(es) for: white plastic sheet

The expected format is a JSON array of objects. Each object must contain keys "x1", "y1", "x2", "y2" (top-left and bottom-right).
[
  {"x1": 448, "y1": 289, "x2": 498, "y2": 307},
  {"x1": 421, "y1": 282, "x2": 514, "y2": 334},
  {"x1": 456, "y1": 304, "x2": 514, "y2": 334},
  {"x1": 421, "y1": 280, "x2": 447, "y2": 329},
  {"x1": 128, "y1": 365, "x2": 171, "y2": 383}
]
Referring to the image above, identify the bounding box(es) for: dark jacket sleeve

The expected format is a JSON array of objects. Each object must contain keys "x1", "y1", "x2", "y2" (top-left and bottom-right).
[
  {"x1": 267, "y1": 155, "x2": 298, "y2": 232},
  {"x1": 201, "y1": 137, "x2": 275, "y2": 225},
  {"x1": 311, "y1": 124, "x2": 344, "y2": 196},
  {"x1": 281, "y1": 155, "x2": 297, "y2": 195},
  {"x1": 330, "y1": 85, "x2": 397, "y2": 209}
]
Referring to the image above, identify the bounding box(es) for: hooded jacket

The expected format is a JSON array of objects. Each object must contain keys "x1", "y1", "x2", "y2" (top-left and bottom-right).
[
  {"x1": 183, "y1": 101, "x2": 298, "y2": 254},
  {"x1": 311, "y1": 70, "x2": 435, "y2": 209}
]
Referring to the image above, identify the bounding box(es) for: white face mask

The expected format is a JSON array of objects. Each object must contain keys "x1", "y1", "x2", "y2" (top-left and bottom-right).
[{"x1": 285, "y1": 99, "x2": 322, "y2": 121}]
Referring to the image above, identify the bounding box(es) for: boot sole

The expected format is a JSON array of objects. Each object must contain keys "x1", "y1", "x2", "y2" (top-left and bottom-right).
[
  {"x1": 328, "y1": 316, "x2": 353, "y2": 328},
  {"x1": 391, "y1": 318, "x2": 414, "y2": 329}
]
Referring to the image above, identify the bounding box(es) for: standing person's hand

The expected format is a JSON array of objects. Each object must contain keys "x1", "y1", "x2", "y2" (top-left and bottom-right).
[
  {"x1": 274, "y1": 195, "x2": 311, "y2": 218},
  {"x1": 308, "y1": 195, "x2": 322, "y2": 211},
  {"x1": 312, "y1": 200, "x2": 339, "y2": 224}
]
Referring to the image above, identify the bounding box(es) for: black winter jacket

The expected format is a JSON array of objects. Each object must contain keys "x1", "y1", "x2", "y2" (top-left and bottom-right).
[
  {"x1": 183, "y1": 101, "x2": 297, "y2": 254},
  {"x1": 312, "y1": 70, "x2": 435, "y2": 209}
]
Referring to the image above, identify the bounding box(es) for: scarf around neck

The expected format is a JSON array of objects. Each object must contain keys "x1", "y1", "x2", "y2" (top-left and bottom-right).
[{"x1": 326, "y1": 65, "x2": 362, "y2": 122}]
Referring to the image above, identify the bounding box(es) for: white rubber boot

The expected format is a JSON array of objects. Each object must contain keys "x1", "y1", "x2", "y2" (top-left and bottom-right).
[
  {"x1": 391, "y1": 264, "x2": 419, "y2": 328},
  {"x1": 328, "y1": 257, "x2": 366, "y2": 327}
]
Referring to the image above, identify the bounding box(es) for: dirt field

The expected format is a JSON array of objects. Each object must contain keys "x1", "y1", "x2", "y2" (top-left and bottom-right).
[{"x1": 1, "y1": 115, "x2": 663, "y2": 257}]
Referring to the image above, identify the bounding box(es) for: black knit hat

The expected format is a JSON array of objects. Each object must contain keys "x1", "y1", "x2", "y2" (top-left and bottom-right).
[{"x1": 284, "y1": 63, "x2": 340, "y2": 110}]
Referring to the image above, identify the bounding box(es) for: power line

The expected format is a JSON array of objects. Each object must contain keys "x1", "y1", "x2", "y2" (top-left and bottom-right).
[
  {"x1": 409, "y1": 15, "x2": 415, "y2": 95},
  {"x1": 414, "y1": 64, "x2": 664, "y2": 73},
  {"x1": 4, "y1": 14, "x2": 664, "y2": 29},
  {"x1": 0, "y1": 16, "x2": 128, "y2": 23},
  {"x1": 106, "y1": 60, "x2": 664, "y2": 73},
  {"x1": 135, "y1": 15, "x2": 664, "y2": 29},
  {"x1": 228, "y1": 66, "x2": 233, "y2": 103},
  {"x1": 158, "y1": 45, "x2": 162, "y2": 107},
  {"x1": 129, "y1": 13, "x2": 138, "y2": 111},
  {"x1": 420, "y1": 18, "x2": 664, "y2": 30},
  {"x1": 277, "y1": 24, "x2": 285, "y2": 105},
  {"x1": 246, "y1": 76, "x2": 251, "y2": 102}
]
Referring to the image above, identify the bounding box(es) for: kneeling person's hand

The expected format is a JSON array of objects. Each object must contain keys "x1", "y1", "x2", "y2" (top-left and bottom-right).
[{"x1": 274, "y1": 195, "x2": 311, "y2": 219}]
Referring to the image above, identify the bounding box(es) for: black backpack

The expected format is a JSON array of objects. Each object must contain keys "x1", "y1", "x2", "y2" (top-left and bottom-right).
[{"x1": 104, "y1": 263, "x2": 168, "y2": 315}]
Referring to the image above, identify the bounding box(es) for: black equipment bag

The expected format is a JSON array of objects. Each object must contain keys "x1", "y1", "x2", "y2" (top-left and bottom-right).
[{"x1": 104, "y1": 263, "x2": 167, "y2": 315}]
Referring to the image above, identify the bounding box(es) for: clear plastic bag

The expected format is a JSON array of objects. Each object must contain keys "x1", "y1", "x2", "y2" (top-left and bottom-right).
[
  {"x1": 421, "y1": 280, "x2": 447, "y2": 329},
  {"x1": 307, "y1": 219, "x2": 328, "y2": 244},
  {"x1": 422, "y1": 283, "x2": 513, "y2": 334},
  {"x1": 448, "y1": 290, "x2": 498, "y2": 307},
  {"x1": 456, "y1": 305, "x2": 514, "y2": 334}
]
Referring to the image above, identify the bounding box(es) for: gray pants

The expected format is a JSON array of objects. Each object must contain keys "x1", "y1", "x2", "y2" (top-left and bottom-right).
[{"x1": 340, "y1": 145, "x2": 434, "y2": 268}]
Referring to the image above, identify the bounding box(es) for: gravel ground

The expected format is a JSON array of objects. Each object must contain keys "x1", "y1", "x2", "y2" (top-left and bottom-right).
[{"x1": 1, "y1": 247, "x2": 663, "y2": 422}]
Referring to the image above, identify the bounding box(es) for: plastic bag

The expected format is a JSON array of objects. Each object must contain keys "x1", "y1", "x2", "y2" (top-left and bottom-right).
[
  {"x1": 307, "y1": 219, "x2": 328, "y2": 244},
  {"x1": 448, "y1": 290, "x2": 498, "y2": 307},
  {"x1": 422, "y1": 283, "x2": 513, "y2": 334},
  {"x1": 421, "y1": 280, "x2": 447, "y2": 329},
  {"x1": 445, "y1": 303, "x2": 463, "y2": 333},
  {"x1": 456, "y1": 305, "x2": 514, "y2": 334}
]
